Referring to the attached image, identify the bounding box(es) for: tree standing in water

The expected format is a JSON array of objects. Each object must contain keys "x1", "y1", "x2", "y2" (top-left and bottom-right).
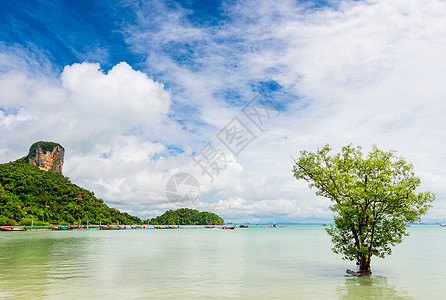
[{"x1": 292, "y1": 144, "x2": 434, "y2": 274}]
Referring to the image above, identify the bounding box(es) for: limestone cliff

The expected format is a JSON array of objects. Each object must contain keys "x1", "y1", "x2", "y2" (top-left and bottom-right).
[{"x1": 27, "y1": 141, "x2": 64, "y2": 175}]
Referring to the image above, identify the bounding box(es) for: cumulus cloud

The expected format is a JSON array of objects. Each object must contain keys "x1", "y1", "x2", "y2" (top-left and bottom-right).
[
  {"x1": 0, "y1": 61, "x2": 185, "y2": 219},
  {"x1": 119, "y1": 0, "x2": 446, "y2": 222},
  {"x1": 61, "y1": 62, "x2": 170, "y2": 126},
  {"x1": 0, "y1": 61, "x2": 172, "y2": 152},
  {"x1": 2, "y1": 0, "x2": 446, "y2": 222},
  {"x1": 59, "y1": 62, "x2": 172, "y2": 146}
]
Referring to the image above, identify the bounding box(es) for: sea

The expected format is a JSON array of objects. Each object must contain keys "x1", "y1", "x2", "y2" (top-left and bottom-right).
[{"x1": 0, "y1": 225, "x2": 444, "y2": 299}]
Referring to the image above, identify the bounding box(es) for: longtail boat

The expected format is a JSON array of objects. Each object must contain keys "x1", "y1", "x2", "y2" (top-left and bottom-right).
[
  {"x1": 99, "y1": 225, "x2": 124, "y2": 230},
  {"x1": 51, "y1": 225, "x2": 71, "y2": 230},
  {"x1": 0, "y1": 226, "x2": 26, "y2": 231},
  {"x1": 222, "y1": 226, "x2": 235, "y2": 230}
]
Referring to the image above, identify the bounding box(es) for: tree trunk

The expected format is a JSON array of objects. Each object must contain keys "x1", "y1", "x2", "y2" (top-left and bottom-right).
[{"x1": 359, "y1": 254, "x2": 372, "y2": 274}]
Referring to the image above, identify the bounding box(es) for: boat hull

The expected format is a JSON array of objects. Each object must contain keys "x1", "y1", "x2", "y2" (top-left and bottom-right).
[{"x1": 0, "y1": 226, "x2": 26, "y2": 231}]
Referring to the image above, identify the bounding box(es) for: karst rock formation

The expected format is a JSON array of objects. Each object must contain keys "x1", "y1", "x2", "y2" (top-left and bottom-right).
[{"x1": 27, "y1": 141, "x2": 64, "y2": 175}]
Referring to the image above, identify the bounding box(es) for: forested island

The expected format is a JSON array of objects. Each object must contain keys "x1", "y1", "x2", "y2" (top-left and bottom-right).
[
  {"x1": 148, "y1": 208, "x2": 224, "y2": 225},
  {"x1": 0, "y1": 142, "x2": 142, "y2": 225},
  {"x1": 0, "y1": 142, "x2": 225, "y2": 228}
]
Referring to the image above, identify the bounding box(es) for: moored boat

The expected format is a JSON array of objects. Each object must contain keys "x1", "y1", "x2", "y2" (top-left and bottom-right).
[
  {"x1": 0, "y1": 226, "x2": 26, "y2": 231},
  {"x1": 51, "y1": 225, "x2": 71, "y2": 230},
  {"x1": 222, "y1": 226, "x2": 235, "y2": 230},
  {"x1": 154, "y1": 226, "x2": 168, "y2": 229},
  {"x1": 99, "y1": 225, "x2": 113, "y2": 230},
  {"x1": 99, "y1": 225, "x2": 124, "y2": 230}
]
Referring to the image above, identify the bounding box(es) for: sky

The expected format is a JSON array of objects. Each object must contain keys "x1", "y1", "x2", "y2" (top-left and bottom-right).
[{"x1": 1, "y1": 0, "x2": 446, "y2": 223}]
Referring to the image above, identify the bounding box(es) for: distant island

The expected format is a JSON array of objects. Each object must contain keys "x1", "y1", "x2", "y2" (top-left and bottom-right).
[
  {"x1": 0, "y1": 141, "x2": 142, "y2": 226},
  {"x1": 148, "y1": 208, "x2": 224, "y2": 225}
]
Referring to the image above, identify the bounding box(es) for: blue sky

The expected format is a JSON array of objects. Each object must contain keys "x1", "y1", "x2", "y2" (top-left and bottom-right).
[{"x1": 1, "y1": 0, "x2": 446, "y2": 223}]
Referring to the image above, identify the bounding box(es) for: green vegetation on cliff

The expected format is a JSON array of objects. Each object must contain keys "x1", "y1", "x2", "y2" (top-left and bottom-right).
[
  {"x1": 0, "y1": 160, "x2": 142, "y2": 225},
  {"x1": 149, "y1": 208, "x2": 224, "y2": 225},
  {"x1": 27, "y1": 141, "x2": 64, "y2": 159}
]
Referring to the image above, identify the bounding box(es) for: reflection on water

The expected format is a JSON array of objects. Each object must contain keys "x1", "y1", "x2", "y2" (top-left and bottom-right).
[
  {"x1": 0, "y1": 232, "x2": 96, "y2": 299},
  {"x1": 0, "y1": 230, "x2": 247, "y2": 299},
  {"x1": 0, "y1": 226, "x2": 445, "y2": 299},
  {"x1": 337, "y1": 275, "x2": 413, "y2": 299},
  {"x1": 0, "y1": 232, "x2": 53, "y2": 299}
]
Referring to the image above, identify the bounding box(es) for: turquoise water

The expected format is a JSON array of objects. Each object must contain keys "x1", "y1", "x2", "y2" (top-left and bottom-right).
[{"x1": 0, "y1": 225, "x2": 444, "y2": 299}]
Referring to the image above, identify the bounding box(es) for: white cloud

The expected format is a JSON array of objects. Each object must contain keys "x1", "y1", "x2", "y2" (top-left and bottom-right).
[
  {"x1": 2, "y1": 0, "x2": 446, "y2": 222},
  {"x1": 60, "y1": 62, "x2": 171, "y2": 144},
  {"x1": 0, "y1": 61, "x2": 173, "y2": 152},
  {"x1": 0, "y1": 61, "x2": 187, "y2": 220},
  {"x1": 119, "y1": 0, "x2": 446, "y2": 222},
  {"x1": 0, "y1": 107, "x2": 31, "y2": 127}
]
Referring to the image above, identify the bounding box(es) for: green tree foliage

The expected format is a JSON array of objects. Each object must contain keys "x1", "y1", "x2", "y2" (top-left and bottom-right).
[
  {"x1": 27, "y1": 141, "x2": 64, "y2": 159},
  {"x1": 292, "y1": 144, "x2": 434, "y2": 274},
  {"x1": 149, "y1": 208, "x2": 224, "y2": 225},
  {"x1": 18, "y1": 218, "x2": 48, "y2": 226},
  {"x1": 0, "y1": 215, "x2": 16, "y2": 226},
  {"x1": 0, "y1": 160, "x2": 142, "y2": 225}
]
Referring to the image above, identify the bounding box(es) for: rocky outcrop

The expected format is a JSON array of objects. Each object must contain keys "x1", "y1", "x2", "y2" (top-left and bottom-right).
[{"x1": 27, "y1": 142, "x2": 64, "y2": 175}]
